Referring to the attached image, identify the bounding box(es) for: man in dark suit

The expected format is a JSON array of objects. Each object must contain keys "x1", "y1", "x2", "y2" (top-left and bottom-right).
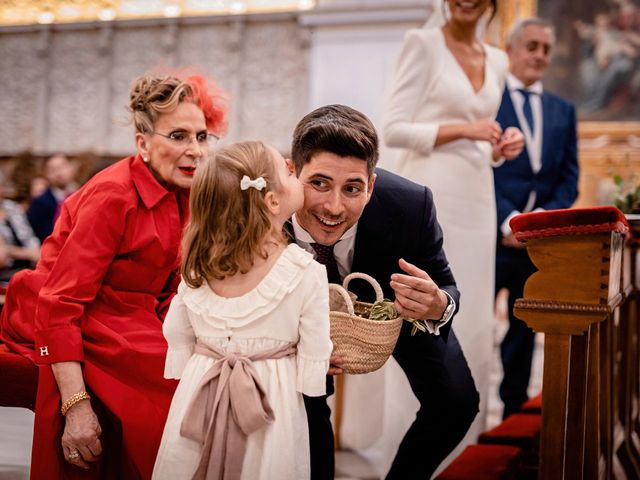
[
  {"x1": 494, "y1": 17, "x2": 579, "y2": 418},
  {"x1": 290, "y1": 104, "x2": 479, "y2": 479},
  {"x1": 27, "y1": 154, "x2": 77, "y2": 243}
]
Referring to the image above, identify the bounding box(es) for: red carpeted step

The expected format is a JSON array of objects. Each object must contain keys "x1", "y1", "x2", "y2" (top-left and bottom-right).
[
  {"x1": 479, "y1": 413, "x2": 541, "y2": 450},
  {"x1": 435, "y1": 444, "x2": 524, "y2": 480},
  {"x1": 0, "y1": 344, "x2": 38, "y2": 410},
  {"x1": 521, "y1": 392, "x2": 542, "y2": 413}
]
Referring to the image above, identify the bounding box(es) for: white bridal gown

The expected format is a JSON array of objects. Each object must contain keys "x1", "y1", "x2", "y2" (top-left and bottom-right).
[{"x1": 384, "y1": 25, "x2": 509, "y2": 446}]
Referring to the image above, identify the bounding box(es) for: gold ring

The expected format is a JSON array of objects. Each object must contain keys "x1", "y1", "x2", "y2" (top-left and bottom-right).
[{"x1": 68, "y1": 450, "x2": 80, "y2": 460}]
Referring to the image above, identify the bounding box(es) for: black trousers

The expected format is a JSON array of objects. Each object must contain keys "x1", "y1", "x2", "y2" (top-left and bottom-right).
[
  {"x1": 303, "y1": 376, "x2": 335, "y2": 480},
  {"x1": 304, "y1": 323, "x2": 479, "y2": 480},
  {"x1": 495, "y1": 244, "x2": 538, "y2": 419}
]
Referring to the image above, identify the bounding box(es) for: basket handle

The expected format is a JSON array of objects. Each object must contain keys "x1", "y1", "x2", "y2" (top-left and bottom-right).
[
  {"x1": 328, "y1": 284, "x2": 355, "y2": 315},
  {"x1": 342, "y1": 272, "x2": 384, "y2": 303}
]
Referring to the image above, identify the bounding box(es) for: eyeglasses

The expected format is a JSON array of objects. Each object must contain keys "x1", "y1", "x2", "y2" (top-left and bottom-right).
[{"x1": 151, "y1": 130, "x2": 219, "y2": 147}]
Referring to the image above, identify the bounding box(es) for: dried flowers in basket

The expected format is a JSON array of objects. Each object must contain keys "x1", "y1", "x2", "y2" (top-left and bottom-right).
[{"x1": 328, "y1": 272, "x2": 403, "y2": 374}]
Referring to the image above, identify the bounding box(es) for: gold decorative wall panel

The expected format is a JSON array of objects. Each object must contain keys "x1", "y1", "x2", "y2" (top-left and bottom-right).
[{"x1": 0, "y1": 0, "x2": 315, "y2": 26}]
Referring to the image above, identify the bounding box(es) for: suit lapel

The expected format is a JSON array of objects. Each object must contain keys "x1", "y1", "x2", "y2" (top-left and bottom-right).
[
  {"x1": 540, "y1": 92, "x2": 553, "y2": 173},
  {"x1": 352, "y1": 191, "x2": 393, "y2": 269},
  {"x1": 350, "y1": 191, "x2": 397, "y2": 300},
  {"x1": 501, "y1": 88, "x2": 519, "y2": 127},
  {"x1": 501, "y1": 89, "x2": 534, "y2": 169}
]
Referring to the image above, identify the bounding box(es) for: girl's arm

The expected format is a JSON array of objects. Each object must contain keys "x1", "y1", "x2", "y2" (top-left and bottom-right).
[
  {"x1": 162, "y1": 283, "x2": 196, "y2": 379},
  {"x1": 296, "y1": 264, "x2": 332, "y2": 397}
]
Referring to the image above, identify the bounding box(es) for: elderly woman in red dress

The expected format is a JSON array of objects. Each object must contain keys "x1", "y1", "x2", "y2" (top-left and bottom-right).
[{"x1": 0, "y1": 72, "x2": 228, "y2": 479}]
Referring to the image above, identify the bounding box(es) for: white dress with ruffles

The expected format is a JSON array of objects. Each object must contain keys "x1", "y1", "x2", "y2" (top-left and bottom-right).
[{"x1": 152, "y1": 244, "x2": 332, "y2": 480}]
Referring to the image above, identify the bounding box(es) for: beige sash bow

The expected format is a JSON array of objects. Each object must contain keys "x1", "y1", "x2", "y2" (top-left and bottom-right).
[{"x1": 180, "y1": 341, "x2": 297, "y2": 480}]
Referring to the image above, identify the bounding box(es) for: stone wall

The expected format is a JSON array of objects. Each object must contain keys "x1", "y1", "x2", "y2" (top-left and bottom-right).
[
  {"x1": 0, "y1": 1, "x2": 431, "y2": 159},
  {"x1": 0, "y1": 14, "x2": 310, "y2": 157}
]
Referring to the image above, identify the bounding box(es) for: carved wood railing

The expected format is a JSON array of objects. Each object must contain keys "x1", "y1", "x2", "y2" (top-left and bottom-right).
[{"x1": 510, "y1": 207, "x2": 638, "y2": 479}]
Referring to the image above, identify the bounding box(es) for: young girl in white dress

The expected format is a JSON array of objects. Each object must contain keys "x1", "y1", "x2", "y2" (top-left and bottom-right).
[{"x1": 152, "y1": 141, "x2": 333, "y2": 480}]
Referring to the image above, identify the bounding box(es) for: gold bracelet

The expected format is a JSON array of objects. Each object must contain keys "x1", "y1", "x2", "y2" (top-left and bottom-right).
[{"x1": 60, "y1": 391, "x2": 91, "y2": 416}]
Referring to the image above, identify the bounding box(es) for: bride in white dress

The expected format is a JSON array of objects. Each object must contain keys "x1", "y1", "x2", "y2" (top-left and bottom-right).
[{"x1": 383, "y1": 0, "x2": 524, "y2": 448}]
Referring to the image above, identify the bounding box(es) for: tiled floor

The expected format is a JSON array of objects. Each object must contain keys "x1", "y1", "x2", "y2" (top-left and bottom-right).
[
  {"x1": 0, "y1": 311, "x2": 544, "y2": 480},
  {"x1": 0, "y1": 408, "x2": 32, "y2": 480}
]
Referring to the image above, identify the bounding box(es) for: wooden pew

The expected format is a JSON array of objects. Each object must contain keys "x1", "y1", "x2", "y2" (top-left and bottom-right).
[{"x1": 510, "y1": 206, "x2": 636, "y2": 479}]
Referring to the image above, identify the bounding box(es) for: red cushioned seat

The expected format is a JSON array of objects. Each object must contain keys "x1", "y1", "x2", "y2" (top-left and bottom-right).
[
  {"x1": 510, "y1": 206, "x2": 628, "y2": 242},
  {"x1": 435, "y1": 444, "x2": 524, "y2": 480},
  {"x1": 479, "y1": 413, "x2": 541, "y2": 450},
  {"x1": 521, "y1": 392, "x2": 542, "y2": 414},
  {"x1": 0, "y1": 343, "x2": 38, "y2": 410}
]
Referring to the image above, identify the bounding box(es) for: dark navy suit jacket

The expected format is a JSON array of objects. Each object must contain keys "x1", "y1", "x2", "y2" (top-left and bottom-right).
[
  {"x1": 27, "y1": 188, "x2": 58, "y2": 243},
  {"x1": 348, "y1": 168, "x2": 459, "y2": 340},
  {"x1": 301, "y1": 169, "x2": 477, "y2": 480},
  {"x1": 494, "y1": 87, "x2": 579, "y2": 234}
]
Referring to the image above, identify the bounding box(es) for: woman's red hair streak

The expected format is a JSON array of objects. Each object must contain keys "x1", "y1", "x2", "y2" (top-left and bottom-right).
[{"x1": 186, "y1": 74, "x2": 230, "y2": 138}]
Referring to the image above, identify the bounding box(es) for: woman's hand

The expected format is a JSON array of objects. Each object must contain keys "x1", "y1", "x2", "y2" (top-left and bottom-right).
[
  {"x1": 51, "y1": 361, "x2": 103, "y2": 469},
  {"x1": 498, "y1": 127, "x2": 525, "y2": 160},
  {"x1": 468, "y1": 118, "x2": 503, "y2": 144},
  {"x1": 435, "y1": 118, "x2": 502, "y2": 147},
  {"x1": 62, "y1": 401, "x2": 103, "y2": 469}
]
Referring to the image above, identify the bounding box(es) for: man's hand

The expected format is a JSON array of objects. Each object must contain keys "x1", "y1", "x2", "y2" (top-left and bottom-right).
[
  {"x1": 390, "y1": 259, "x2": 448, "y2": 321},
  {"x1": 501, "y1": 233, "x2": 526, "y2": 249},
  {"x1": 328, "y1": 355, "x2": 343, "y2": 376}
]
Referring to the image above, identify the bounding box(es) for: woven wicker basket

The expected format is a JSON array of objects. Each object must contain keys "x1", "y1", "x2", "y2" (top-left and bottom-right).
[{"x1": 329, "y1": 273, "x2": 403, "y2": 374}]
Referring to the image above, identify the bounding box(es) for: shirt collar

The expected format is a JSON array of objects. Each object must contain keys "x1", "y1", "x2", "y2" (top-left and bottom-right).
[
  {"x1": 50, "y1": 186, "x2": 67, "y2": 202},
  {"x1": 130, "y1": 154, "x2": 175, "y2": 209},
  {"x1": 291, "y1": 213, "x2": 358, "y2": 245},
  {"x1": 507, "y1": 73, "x2": 543, "y2": 95}
]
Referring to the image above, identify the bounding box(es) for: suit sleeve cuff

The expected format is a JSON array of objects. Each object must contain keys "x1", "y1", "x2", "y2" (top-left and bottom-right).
[
  {"x1": 501, "y1": 211, "x2": 521, "y2": 237},
  {"x1": 34, "y1": 326, "x2": 84, "y2": 364},
  {"x1": 424, "y1": 291, "x2": 456, "y2": 336}
]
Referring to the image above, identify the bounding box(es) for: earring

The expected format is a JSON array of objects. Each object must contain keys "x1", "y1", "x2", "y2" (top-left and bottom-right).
[{"x1": 143, "y1": 156, "x2": 149, "y2": 163}]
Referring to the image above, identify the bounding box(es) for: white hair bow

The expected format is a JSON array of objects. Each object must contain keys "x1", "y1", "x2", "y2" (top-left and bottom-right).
[{"x1": 240, "y1": 175, "x2": 267, "y2": 191}]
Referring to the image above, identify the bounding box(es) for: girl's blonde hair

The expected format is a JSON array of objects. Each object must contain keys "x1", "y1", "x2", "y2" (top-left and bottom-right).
[{"x1": 182, "y1": 141, "x2": 285, "y2": 287}]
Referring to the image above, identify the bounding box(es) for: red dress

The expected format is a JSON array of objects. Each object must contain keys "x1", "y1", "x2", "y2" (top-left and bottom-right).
[{"x1": 0, "y1": 155, "x2": 188, "y2": 479}]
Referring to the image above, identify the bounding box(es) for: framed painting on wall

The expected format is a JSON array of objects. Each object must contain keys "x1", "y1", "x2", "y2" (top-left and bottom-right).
[
  {"x1": 537, "y1": 0, "x2": 640, "y2": 122},
  {"x1": 489, "y1": 0, "x2": 640, "y2": 208},
  {"x1": 489, "y1": 0, "x2": 640, "y2": 122}
]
